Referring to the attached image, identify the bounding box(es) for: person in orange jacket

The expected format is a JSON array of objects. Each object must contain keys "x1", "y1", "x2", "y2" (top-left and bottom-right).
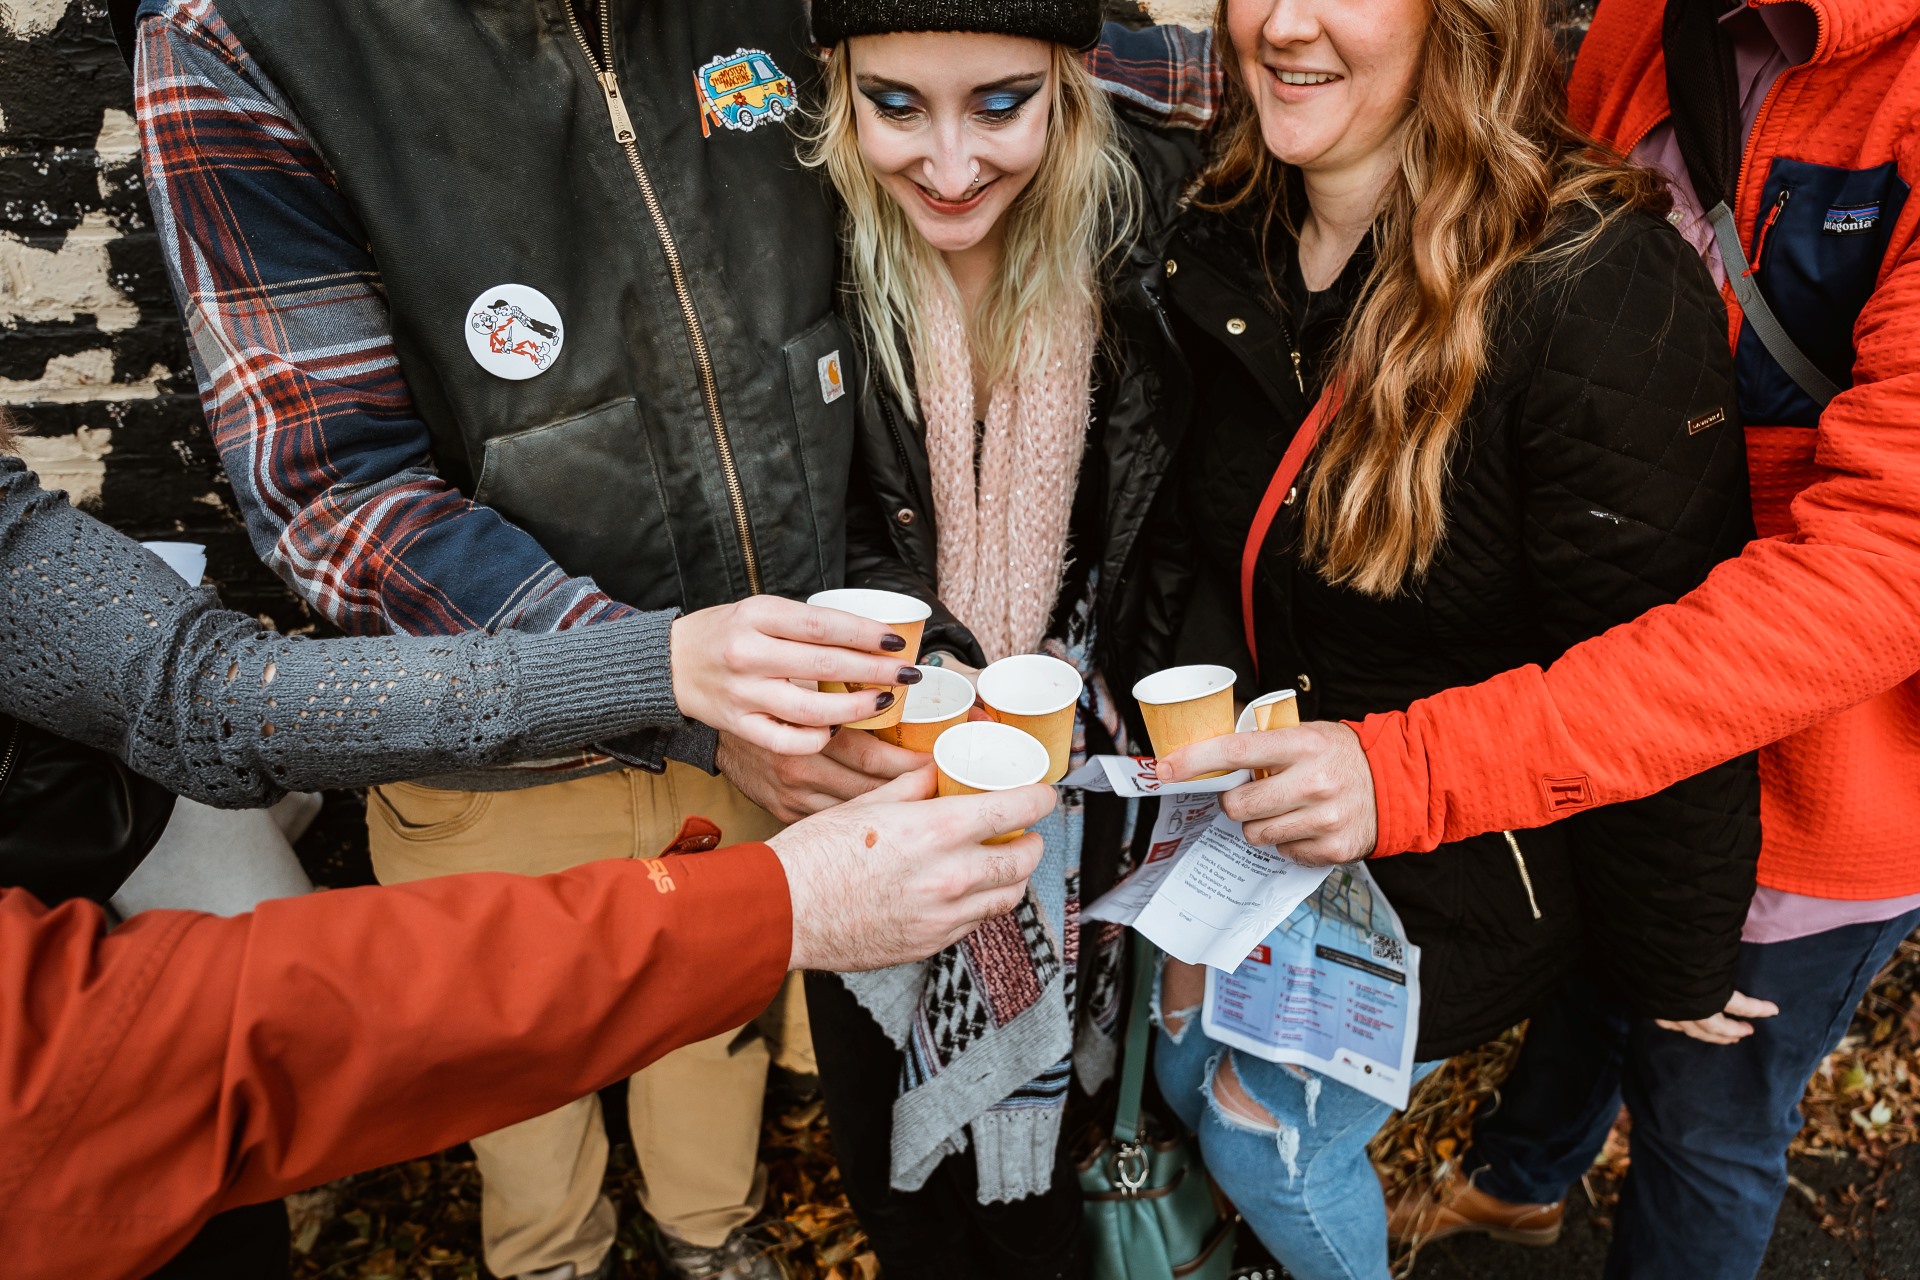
[
  {"x1": 1153, "y1": 0, "x2": 1920, "y2": 1274},
  {"x1": 0, "y1": 771, "x2": 1054, "y2": 1280}
]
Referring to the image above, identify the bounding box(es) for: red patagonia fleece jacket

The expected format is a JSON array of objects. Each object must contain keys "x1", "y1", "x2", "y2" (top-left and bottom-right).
[{"x1": 1358, "y1": 0, "x2": 1920, "y2": 900}]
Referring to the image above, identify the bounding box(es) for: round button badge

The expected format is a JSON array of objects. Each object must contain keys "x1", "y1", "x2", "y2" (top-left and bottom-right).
[{"x1": 465, "y1": 284, "x2": 564, "y2": 380}]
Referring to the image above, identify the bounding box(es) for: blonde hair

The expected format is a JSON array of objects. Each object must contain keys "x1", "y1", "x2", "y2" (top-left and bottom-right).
[
  {"x1": 1205, "y1": 0, "x2": 1667, "y2": 596},
  {"x1": 803, "y1": 41, "x2": 1139, "y2": 413}
]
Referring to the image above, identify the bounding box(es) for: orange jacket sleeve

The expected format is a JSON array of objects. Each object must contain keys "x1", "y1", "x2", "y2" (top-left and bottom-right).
[
  {"x1": 0, "y1": 844, "x2": 791, "y2": 1280},
  {"x1": 1359, "y1": 225, "x2": 1920, "y2": 857}
]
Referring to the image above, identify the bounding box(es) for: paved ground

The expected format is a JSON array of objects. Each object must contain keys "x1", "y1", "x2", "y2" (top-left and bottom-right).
[{"x1": 1228, "y1": 1151, "x2": 1920, "y2": 1280}]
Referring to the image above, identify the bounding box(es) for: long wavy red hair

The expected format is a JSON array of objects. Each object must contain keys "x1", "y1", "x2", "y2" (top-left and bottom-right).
[{"x1": 1206, "y1": 0, "x2": 1667, "y2": 596}]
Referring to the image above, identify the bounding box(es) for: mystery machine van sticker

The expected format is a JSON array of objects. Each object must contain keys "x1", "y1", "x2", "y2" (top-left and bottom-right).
[
  {"x1": 695, "y1": 48, "x2": 796, "y2": 137},
  {"x1": 466, "y1": 284, "x2": 563, "y2": 380}
]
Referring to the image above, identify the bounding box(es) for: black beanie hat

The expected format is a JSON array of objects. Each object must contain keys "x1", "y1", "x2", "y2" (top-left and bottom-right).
[{"x1": 811, "y1": 0, "x2": 1104, "y2": 51}]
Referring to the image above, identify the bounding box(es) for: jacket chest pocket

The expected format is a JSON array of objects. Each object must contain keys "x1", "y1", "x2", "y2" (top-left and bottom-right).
[
  {"x1": 1737, "y1": 158, "x2": 1910, "y2": 427},
  {"x1": 779, "y1": 314, "x2": 859, "y2": 591}
]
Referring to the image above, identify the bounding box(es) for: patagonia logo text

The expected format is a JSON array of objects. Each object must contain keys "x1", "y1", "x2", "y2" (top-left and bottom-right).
[
  {"x1": 1823, "y1": 203, "x2": 1881, "y2": 234},
  {"x1": 1540, "y1": 774, "x2": 1594, "y2": 812},
  {"x1": 1687, "y1": 408, "x2": 1725, "y2": 435},
  {"x1": 645, "y1": 858, "x2": 678, "y2": 894}
]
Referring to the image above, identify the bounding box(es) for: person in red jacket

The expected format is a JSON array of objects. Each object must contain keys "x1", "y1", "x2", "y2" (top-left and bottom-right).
[
  {"x1": 0, "y1": 768, "x2": 1053, "y2": 1280},
  {"x1": 1155, "y1": 0, "x2": 1920, "y2": 1274}
]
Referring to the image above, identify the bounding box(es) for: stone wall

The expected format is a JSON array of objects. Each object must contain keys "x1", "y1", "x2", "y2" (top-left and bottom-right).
[
  {"x1": 2, "y1": 0, "x2": 1588, "y2": 636},
  {"x1": 1, "y1": 0, "x2": 311, "y2": 624}
]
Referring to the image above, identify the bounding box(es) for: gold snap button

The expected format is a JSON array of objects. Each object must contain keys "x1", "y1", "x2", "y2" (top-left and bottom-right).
[
  {"x1": 1165, "y1": 259, "x2": 1179, "y2": 276},
  {"x1": 1296, "y1": 673, "x2": 1312, "y2": 692},
  {"x1": 895, "y1": 508, "x2": 915, "y2": 526},
  {"x1": 1226, "y1": 317, "x2": 1247, "y2": 336}
]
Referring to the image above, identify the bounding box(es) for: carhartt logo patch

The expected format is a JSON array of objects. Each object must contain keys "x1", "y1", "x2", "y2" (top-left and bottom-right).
[
  {"x1": 818, "y1": 350, "x2": 845, "y2": 404},
  {"x1": 695, "y1": 48, "x2": 796, "y2": 137},
  {"x1": 1540, "y1": 775, "x2": 1594, "y2": 812},
  {"x1": 1823, "y1": 202, "x2": 1881, "y2": 234},
  {"x1": 466, "y1": 284, "x2": 563, "y2": 380},
  {"x1": 1687, "y1": 408, "x2": 1726, "y2": 435}
]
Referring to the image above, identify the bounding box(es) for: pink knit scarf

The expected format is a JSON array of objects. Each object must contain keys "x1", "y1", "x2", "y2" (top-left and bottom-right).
[{"x1": 914, "y1": 277, "x2": 1096, "y2": 663}]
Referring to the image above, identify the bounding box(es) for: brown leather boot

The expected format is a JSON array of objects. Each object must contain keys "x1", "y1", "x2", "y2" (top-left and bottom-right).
[{"x1": 1384, "y1": 1168, "x2": 1564, "y2": 1247}]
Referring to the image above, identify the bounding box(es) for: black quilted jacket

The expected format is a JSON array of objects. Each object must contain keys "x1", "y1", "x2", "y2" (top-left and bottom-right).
[{"x1": 1141, "y1": 197, "x2": 1763, "y2": 1059}]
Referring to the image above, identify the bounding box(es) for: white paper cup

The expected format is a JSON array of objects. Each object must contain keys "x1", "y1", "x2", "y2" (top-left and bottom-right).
[
  {"x1": 142, "y1": 541, "x2": 207, "y2": 588},
  {"x1": 978, "y1": 655, "x2": 1083, "y2": 784},
  {"x1": 877, "y1": 665, "x2": 977, "y2": 752},
  {"x1": 933, "y1": 720, "x2": 1050, "y2": 844},
  {"x1": 806, "y1": 588, "x2": 935, "y2": 729},
  {"x1": 1132, "y1": 664, "x2": 1238, "y2": 777}
]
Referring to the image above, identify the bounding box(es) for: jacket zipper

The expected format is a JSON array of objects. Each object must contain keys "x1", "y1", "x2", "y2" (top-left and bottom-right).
[
  {"x1": 1502, "y1": 830, "x2": 1544, "y2": 920},
  {"x1": 0, "y1": 716, "x2": 20, "y2": 796},
  {"x1": 563, "y1": 1, "x2": 763, "y2": 595},
  {"x1": 1746, "y1": 186, "x2": 1790, "y2": 277}
]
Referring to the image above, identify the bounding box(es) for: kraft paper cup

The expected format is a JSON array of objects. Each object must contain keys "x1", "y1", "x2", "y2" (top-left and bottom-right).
[
  {"x1": 978, "y1": 654, "x2": 1083, "y2": 785},
  {"x1": 807, "y1": 588, "x2": 933, "y2": 730},
  {"x1": 932, "y1": 720, "x2": 1050, "y2": 846},
  {"x1": 877, "y1": 665, "x2": 977, "y2": 752},
  {"x1": 1235, "y1": 689, "x2": 1301, "y2": 734},
  {"x1": 1237, "y1": 689, "x2": 1301, "y2": 779},
  {"x1": 142, "y1": 541, "x2": 207, "y2": 588},
  {"x1": 1132, "y1": 664, "x2": 1238, "y2": 779}
]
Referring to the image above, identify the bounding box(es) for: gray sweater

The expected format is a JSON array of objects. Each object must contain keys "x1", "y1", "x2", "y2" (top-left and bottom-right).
[{"x1": 1, "y1": 455, "x2": 686, "y2": 808}]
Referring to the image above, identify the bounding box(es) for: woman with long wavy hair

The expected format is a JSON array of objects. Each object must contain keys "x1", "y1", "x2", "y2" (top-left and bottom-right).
[
  {"x1": 1134, "y1": 0, "x2": 1764, "y2": 1275},
  {"x1": 796, "y1": 3, "x2": 1205, "y2": 1275}
]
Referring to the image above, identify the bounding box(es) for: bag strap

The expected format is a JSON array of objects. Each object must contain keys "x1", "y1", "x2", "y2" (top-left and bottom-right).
[
  {"x1": 1113, "y1": 930, "x2": 1159, "y2": 1145},
  {"x1": 1662, "y1": 0, "x2": 1742, "y2": 214},
  {"x1": 1705, "y1": 200, "x2": 1844, "y2": 407},
  {"x1": 1239, "y1": 384, "x2": 1341, "y2": 681}
]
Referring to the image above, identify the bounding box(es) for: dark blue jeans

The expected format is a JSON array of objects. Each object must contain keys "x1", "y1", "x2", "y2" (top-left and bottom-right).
[{"x1": 1467, "y1": 907, "x2": 1920, "y2": 1280}]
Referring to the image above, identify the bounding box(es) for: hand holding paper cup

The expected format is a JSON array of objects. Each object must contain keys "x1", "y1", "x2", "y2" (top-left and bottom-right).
[
  {"x1": 978, "y1": 654, "x2": 1083, "y2": 784},
  {"x1": 1132, "y1": 664, "x2": 1238, "y2": 779},
  {"x1": 933, "y1": 720, "x2": 1051, "y2": 845},
  {"x1": 807, "y1": 588, "x2": 933, "y2": 730},
  {"x1": 878, "y1": 665, "x2": 978, "y2": 752}
]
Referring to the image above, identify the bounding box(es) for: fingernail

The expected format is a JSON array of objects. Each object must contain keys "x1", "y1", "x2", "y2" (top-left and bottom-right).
[
  {"x1": 880, "y1": 633, "x2": 907, "y2": 652},
  {"x1": 898, "y1": 666, "x2": 924, "y2": 685},
  {"x1": 875, "y1": 691, "x2": 896, "y2": 711}
]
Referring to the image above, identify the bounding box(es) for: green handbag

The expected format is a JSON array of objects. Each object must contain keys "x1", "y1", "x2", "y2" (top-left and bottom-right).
[{"x1": 1079, "y1": 932, "x2": 1238, "y2": 1279}]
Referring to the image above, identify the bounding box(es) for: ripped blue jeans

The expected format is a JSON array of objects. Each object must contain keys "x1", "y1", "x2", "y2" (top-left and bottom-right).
[{"x1": 1155, "y1": 1001, "x2": 1437, "y2": 1280}]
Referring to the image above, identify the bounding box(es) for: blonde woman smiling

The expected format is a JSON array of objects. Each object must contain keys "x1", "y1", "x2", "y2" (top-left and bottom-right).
[
  {"x1": 798, "y1": 3, "x2": 1201, "y2": 1274},
  {"x1": 1133, "y1": 0, "x2": 1765, "y2": 1276}
]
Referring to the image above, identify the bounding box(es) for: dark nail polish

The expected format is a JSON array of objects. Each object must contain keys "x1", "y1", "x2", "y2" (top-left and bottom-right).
[
  {"x1": 880, "y1": 633, "x2": 908, "y2": 652},
  {"x1": 898, "y1": 666, "x2": 924, "y2": 685},
  {"x1": 874, "y1": 691, "x2": 896, "y2": 711}
]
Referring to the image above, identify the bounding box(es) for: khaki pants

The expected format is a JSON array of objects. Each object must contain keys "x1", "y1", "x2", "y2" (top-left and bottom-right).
[{"x1": 368, "y1": 764, "x2": 811, "y2": 1277}]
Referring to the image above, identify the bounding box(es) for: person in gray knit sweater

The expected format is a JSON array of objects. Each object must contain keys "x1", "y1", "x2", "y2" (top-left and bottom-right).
[{"x1": 0, "y1": 447, "x2": 921, "y2": 809}]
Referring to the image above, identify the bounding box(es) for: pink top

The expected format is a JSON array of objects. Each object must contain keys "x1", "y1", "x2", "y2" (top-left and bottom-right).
[{"x1": 1628, "y1": 2, "x2": 1920, "y2": 944}]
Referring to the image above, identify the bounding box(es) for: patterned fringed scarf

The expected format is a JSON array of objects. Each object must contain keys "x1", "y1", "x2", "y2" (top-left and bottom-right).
[
  {"x1": 915, "y1": 274, "x2": 1096, "y2": 663},
  {"x1": 838, "y1": 278, "x2": 1123, "y2": 1204}
]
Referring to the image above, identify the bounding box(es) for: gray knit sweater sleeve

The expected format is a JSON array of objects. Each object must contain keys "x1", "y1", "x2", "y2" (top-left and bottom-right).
[{"x1": 0, "y1": 457, "x2": 685, "y2": 808}]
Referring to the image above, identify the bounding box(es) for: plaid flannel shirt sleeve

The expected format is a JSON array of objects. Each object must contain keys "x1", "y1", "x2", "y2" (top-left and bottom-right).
[
  {"x1": 133, "y1": 0, "x2": 639, "y2": 641},
  {"x1": 1085, "y1": 20, "x2": 1221, "y2": 131}
]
